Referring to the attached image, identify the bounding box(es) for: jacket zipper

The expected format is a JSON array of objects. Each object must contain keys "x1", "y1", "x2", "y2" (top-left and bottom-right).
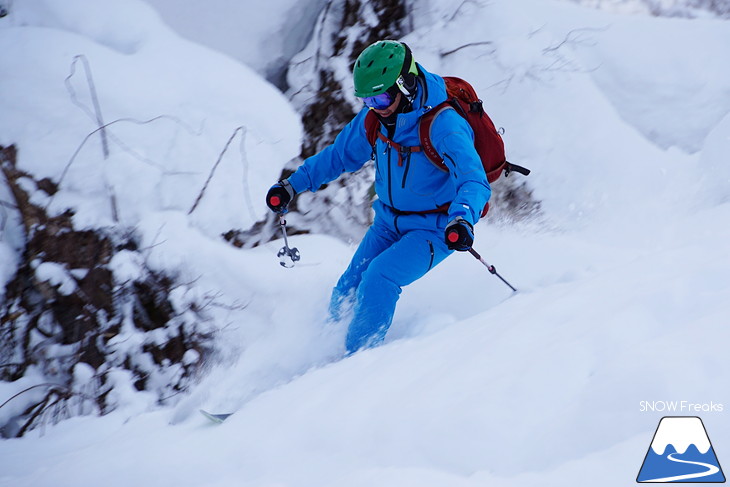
[
  {"x1": 386, "y1": 143, "x2": 394, "y2": 207},
  {"x1": 401, "y1": 150, "x2": 412, "y2": 188},
  {"x1": 427, "y1": 240, "x2": 435, "y2": 270},
  {"x1": 443, "y1": 153, "x2": 458, "y2": 177}
]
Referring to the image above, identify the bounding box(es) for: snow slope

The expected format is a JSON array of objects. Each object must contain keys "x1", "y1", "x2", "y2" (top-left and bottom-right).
[{"x1": 1, "y1": 0, "x2": 730, "y2": 486}]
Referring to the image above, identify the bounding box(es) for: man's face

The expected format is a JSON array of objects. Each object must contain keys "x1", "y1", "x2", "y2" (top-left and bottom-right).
[{"x1": 373, "y1": 92, "x2": 402, "y2": 118}]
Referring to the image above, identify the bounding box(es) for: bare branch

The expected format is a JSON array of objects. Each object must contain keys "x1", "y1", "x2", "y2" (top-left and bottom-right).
[
  {"x1": 56, "y1": 115, "x2": 196, "y2": 187},
  {"x1": 542, "y1": 26, "x2": 607, "y2": 54},
  {"x1": 237, "y1": 126, "x2": 258, "y2": 223},
  {"x1": 188, "y1": 126, "x2": 246, "y2": 215},
  {"x1": 440, "y1": 41, "x2": 494, "y2": 58},
  {"x1": 0, "y1": 383, "x2": 68, "y2": 411},
  {"x1": 66, "y1": 55, "x2": 110, "y2": 158},
  {"x1": 447, "y1": 0, "x2": 490, "y2": 23}
]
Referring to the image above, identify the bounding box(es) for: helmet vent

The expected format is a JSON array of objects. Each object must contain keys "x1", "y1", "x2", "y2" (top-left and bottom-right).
[
  {"x1": 382, "y1": 67, "x2": 387, "y2": 75},
  {"x1": 367, "y1": 60, "x2": 374, "y2": 67}
]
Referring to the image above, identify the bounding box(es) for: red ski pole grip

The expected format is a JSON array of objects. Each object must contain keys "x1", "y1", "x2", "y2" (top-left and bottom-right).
[
  {"x1": 269, "y1": 195, "x2": 281, "y2": 207},
  {"x1": 447, "y1": 230, "x2": 460, "y2": 243}
]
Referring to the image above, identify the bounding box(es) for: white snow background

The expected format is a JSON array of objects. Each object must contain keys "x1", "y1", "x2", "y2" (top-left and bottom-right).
[{"x1": 1, "y1": 0, "x2": 730, "y2": 486}]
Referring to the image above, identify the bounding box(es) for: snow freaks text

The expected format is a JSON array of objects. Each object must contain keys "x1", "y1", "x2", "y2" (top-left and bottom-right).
[{"x1": 639, "y1": 401, "x2": 724, "y2": 413}]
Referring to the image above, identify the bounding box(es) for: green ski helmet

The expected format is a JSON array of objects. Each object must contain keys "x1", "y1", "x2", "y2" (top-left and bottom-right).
[{"x1": 353, "y1": 40, "x2": 418, "y2": 98}]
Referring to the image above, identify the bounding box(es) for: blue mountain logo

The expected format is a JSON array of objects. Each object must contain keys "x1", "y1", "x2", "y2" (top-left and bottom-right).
[{"x1": 637, "y1": 416, "x2": 725, "y2": 483}]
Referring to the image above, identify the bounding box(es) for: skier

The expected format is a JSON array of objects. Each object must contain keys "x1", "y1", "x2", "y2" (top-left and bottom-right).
[{"x1": 266, "y1": 40, "x2": 491, "y2": 354}]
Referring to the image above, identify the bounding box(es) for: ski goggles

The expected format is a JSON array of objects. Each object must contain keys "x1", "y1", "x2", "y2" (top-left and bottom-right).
[
  {"x1": 361, "y1": 73, "x2": 414, "y2": 109},
  {"x1": 361, "y1": 91, "x2": 395, "y2": 110}
]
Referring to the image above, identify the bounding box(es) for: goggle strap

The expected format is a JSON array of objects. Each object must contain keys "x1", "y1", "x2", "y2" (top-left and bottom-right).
[{"x1": 397, "y1": 43, "x2": 413, "y2": 96}]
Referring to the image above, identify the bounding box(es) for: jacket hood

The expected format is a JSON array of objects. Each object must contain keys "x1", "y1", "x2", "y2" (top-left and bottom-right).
[
  {"x1": 414, "y1": 63, "x2": 449, "y2": 110},
  {"x1": 393, "y1": 64, "x2": 448, "y2": 131}
]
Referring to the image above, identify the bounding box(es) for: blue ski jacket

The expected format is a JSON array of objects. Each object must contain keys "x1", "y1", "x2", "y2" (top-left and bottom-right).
[{"x1": 287, "y1": 64, "x2": 491, "y2": 227}]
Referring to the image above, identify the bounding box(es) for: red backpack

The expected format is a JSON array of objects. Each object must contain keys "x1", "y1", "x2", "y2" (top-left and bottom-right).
[{"x1": 364, "y1": 76, "x2": 529, "y2": 217}]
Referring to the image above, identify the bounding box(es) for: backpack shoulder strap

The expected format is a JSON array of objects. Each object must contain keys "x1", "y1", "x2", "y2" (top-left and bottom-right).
[
  {"x1": 364, "y1": 110, "x2": 381, "y2": 147},
  {"x1": 418, "y1": 101, "x2": 454, "y2": 172},
  {"x1": 364, "y1": 109, "x2": 422, "y2": 167}
]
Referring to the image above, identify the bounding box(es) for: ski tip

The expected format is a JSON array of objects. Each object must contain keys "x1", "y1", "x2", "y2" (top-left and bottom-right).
[{"x1": 199, "y1": 409, "x2": 232, "y2": 424}]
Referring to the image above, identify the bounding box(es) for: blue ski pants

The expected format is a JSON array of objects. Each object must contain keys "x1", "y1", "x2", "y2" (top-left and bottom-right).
[{"x1": 329, "y1": 201, "x2": 454, "y2": 353}]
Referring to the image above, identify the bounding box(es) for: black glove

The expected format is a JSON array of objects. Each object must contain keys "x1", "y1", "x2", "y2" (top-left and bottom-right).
[
  {"x1": 266, "y1": 179, "x2": 295, "y2": 213},
  {"x1": 445, "y1": 217, "x2": 474, "y2": 251}
]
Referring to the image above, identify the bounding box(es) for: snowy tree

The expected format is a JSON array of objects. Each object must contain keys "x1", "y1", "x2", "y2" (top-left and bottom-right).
[
  {"x1": 0, "y1": 145, "x2": 215, "y2": 437},
  {"x1": 230, "y1": 0, "x2": 412, "y2": 248}
]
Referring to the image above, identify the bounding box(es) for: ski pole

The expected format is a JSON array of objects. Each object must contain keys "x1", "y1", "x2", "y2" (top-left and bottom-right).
[
  {"x1": 276, "y1": 214, "x2": 300, "y2": 268},
  {"x1": 468, "y1": 248, "x2": 517, "y2": 292}
]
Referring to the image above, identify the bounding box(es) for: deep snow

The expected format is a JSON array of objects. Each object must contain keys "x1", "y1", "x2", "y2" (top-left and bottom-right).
[
  {"x1": 143, "y1": 0, "x2": 327, "y2": 87},
  {"x1": 1, "y1": 0, "x2": 730, "y2": 486}
]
